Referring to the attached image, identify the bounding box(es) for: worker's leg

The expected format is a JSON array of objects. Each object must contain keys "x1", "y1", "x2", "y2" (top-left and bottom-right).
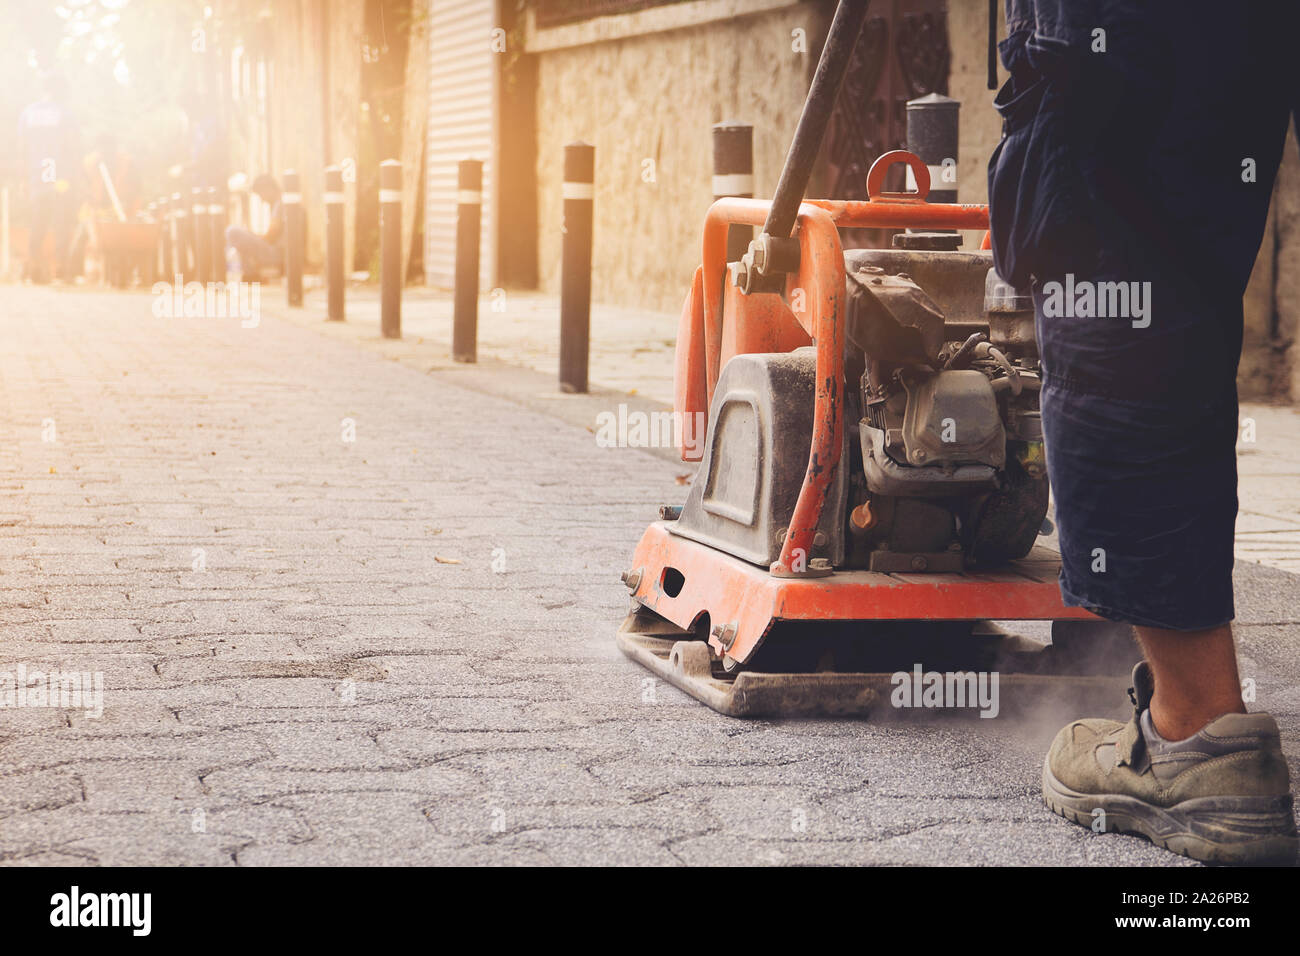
[
  {"x1": 66, "y1": 221, "x2": 90, "y2": 282},
  {"x1": 1135, "y1": 624, "x2": 1246, "y2": 742},
  {"x1": 27, "y1": 191, "x2": 53, "y2": 283},
  {"x1": 1041, "y1": 377, "x2": 1240, "y2": 635},
  {"x1": 1035, "y1": 294, "x2": 1296, "y2": 864},
  {"x1": 52, "y1": 192, "x2": 78, "y2": 281},
  {"x1": 225, "y1": 225, "x2": 278, "y2": 279}
]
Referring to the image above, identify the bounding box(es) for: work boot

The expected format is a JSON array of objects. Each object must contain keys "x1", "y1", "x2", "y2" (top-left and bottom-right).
[{"x1": 1042, "y1": 662, "x2": 1298, "y2": 865}]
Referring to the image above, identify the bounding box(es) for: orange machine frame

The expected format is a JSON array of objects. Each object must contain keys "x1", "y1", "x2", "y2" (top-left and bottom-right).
[{"x1": 635, "y1": 151, "x2": 1094, "y2": 664}]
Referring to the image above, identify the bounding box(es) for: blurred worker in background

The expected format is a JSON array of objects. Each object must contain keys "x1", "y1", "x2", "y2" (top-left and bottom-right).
[
  {"x1": 85, "y1": 132, "x2": 141, "y2": 218},
  {"x1": 224, "y1": 174, "x2": 283, "y2": 281},
  {"x1": 68, "y1": 132, "x2": 143, "y2": 282},
  {"x1": 16, "y1": 72, "x2": 81, "y2": 284}
]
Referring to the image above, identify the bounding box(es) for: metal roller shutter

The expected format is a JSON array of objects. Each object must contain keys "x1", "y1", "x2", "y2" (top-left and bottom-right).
[{"x1": 424, "y1": 0, "x2": 496, "y2": 289}]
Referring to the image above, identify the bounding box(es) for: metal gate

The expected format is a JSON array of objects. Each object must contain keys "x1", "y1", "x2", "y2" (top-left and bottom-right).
[
  {"x1": 424, "y1": 0, "x2": 496, "y2": 289},
  {"x1": 823, "y1": 0, "x2": 950, "y2": 249}
]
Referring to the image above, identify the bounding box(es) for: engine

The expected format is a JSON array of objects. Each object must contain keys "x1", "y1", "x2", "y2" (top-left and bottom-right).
[
  {"x1": 666, "y1": 235, "x2": 1048, "y2": 577},
  {"x1": 843, "y1": 238, "x2": 1045, "y2": 572}
]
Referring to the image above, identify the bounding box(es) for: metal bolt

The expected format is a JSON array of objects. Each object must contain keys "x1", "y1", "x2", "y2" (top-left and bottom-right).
[
  {"x1": 620, "y1": 568, "x2": 642, "y2": 590},
  {"x1": 813, "y1": 531, "x2": 827, "y2": 547},
  {"x1": 913, "y1": 448, "x2": 927, "y2": 462},
  {"x1": 712, "y1": 623, "x2": 737, "y2": 649},
  {"x1": 809, "y1": 558, "x2": 832, "y2": 572},
  {"x1": 733, "y1": 258, "x2": 750, "y2": 289},
  {"x1": 910, "y1": 555, "x2": 928, "y2": 571}
]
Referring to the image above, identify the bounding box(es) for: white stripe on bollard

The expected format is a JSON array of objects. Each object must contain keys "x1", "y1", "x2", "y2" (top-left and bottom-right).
[
  {"x1": 711, "y1": 173, "x2": 754, "y2": 196},
  {"x1": 208, "y1": 204, "x2": 222, "y2": 215},
  {"x1": 561, "y1": 182, "x2": 594, "y2": 200},
  {"x1": 456, "y1": 189, "x2": 482, "y2": 205},
  {"x1": 324, "y1": 191, "x2": 345, "y2": 204},
  {"x1": 1, "y1": 187, "x2": 8, "y2": 281},
  {"x1": 379, "y1": 189, "x2": 401, "y2": 204},
  {"x1": 282, "y1": 192, "x2": 303, "y2": 204}
]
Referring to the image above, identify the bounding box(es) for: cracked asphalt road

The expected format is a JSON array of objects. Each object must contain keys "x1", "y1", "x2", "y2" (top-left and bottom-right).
[{"x1": 1, "y1": 284, "x2": 1297, "y2": 866}]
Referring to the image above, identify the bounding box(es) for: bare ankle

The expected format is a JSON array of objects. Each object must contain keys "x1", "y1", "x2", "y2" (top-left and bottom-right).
[
  {"x1": 1149, "y1": 694, "x2": 1245, "y2": 741},
  {"x1": 1134, "y1": 622, "x2": 1246, "y2": 740}
]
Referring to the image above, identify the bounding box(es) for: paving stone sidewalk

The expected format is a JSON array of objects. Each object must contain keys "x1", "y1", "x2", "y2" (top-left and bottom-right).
[
  {"x1": 285, "y1": 282, "x2": 1300, "y2": 573},
  {"x1": 0, "y1": 283, "x2": 1297, "y2": 866}
]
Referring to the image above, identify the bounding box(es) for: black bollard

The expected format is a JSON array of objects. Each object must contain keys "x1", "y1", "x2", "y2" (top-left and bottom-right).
[
  {"x1": 283, "y1": 169, "x2": 304, "y2": 307},
  {"x1": 559, "y1": 142, "x2": 594, "y2": 394},
  {"x1": 452, "y1": 159, "x2": 482, "y2": 363},
  {"x1": 158, "y1": 196, "x2": 173, "y2": 280},
  {"x1": 324, "y1": 165, "x2": 345, "y2": 321},
  {"x1": 209, "y1": 185, "x2": 226, "y2": 282},
  {"x1": 712, "y1": 121, "x2": 754, "y2": 264},
  {"x1": 379, "y1": 159, "x2": 401, "y2": 338},
  {"x1": 192, "y1": 186, "x2": 210, "y2": 284},
  {"x1": 905, "y1": 92, "x2": 960, "y2": 205},
  {"x1": 146, "y1": 201, "x2": 159, "y2": 281},
  {"x1": 171, "y1": 191, "x2": 187, "y2": 282}
]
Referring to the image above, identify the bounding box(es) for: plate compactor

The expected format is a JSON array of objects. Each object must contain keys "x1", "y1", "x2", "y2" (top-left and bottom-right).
[{"x1": 617, "y1": 0, "x2": 1137, "y2": 718}]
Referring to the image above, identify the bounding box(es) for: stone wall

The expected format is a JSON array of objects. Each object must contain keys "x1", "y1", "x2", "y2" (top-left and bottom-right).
[
  {"x1": 1278, "y1": 122, "x2": 1300, "y2": 402},
  {"x1": 1254, "y1": 119, "x2": 1300, "y2": 402},
  {"x1": 527, "y1": 0, "x2": 1299, "y2": 398},
  {"x1": 947, "y1": 0, "x2": 999, "y2": 243},
  {"x1": 529, "y1": 0, "x2": 829, "y2": 315}
]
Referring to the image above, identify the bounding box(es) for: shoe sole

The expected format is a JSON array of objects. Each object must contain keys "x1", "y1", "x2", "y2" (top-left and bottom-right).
[{"x1": 1043, "y1": 757, "x2": 1299, "y2": 866}]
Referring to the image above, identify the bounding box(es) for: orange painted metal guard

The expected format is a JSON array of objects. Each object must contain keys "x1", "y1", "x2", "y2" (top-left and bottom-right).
[
  {"x1": 679, "y1": 151, "x2": 992, "y2": 577},
  {"x1": 631, "y1": 523, "x2": 1096, "y2": 664}
]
